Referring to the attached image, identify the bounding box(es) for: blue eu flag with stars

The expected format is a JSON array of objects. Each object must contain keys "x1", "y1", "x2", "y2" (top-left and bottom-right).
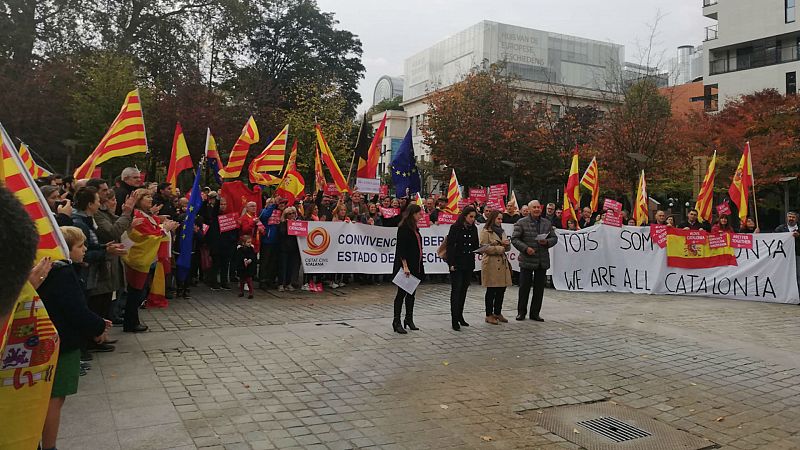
[
  {"x1": 177, "y1": 168, "x2": 202, "y2": 282},
  {"x1": 390, "y1": 127, "x2": 421, "y2": 198}
]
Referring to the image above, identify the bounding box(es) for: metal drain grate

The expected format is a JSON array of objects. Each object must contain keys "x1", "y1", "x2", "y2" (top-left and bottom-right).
[{"x1": 577, "y1": 416, "x2": 652, "y2": 442}]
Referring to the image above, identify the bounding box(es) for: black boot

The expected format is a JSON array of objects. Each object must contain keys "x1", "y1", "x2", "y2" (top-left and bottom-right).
[
  {"x1": 452, "y1": 319, "x2": 461, "y2": 331},
  {"x1": 404, "y1": 296, "x2": 419, "y2": 330},
  {"x1": 393, "y1": 319, "x2": 407, "y2": 334}
]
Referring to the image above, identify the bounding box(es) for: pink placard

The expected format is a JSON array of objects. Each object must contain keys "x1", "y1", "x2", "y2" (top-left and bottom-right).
[
  {"x1": 438, "y1": 212, "x2": 457, "y2": 225},
  {"x1": 730, "y1": 233, "x2": 754, "y2": 249},
  {"x1": 218, "y1": 213, "x2": 239, "y2": 232},
  {"x1": 603, "y1": 198, "x2": 622, "y2": 212},
  {"x1": 380, "y1": 185, "x2": 389, "y2": 196},
  {"x1": 716, "y1": 202, "x2": 732, "y2": 216},
  {"x1": 604, "y1": 210, "x2": 623, "y2": 227},
  {"x1": 489, "y1": 183, "x2": 508, "y2": 196},
  {"x1": 457, "y1": 199, "x2": 471, "y2": 210},
  {"x1": 469, "y1": 188, "x2": 487, "y2": 202},
  {"x1": 287, "y1": 220, "x2": 308, "y2": 236},
  {"x1": 417, "y1": 213, "x2": 431, "y2": 228},
  {"x1": 324, "y1": 183, "x2": 339, "y2": 196},
  {"x1": 686, "y1": 230, "x2": 707, "y2": 245},
  {"x1": 650, "y1": 224, "x2": 668, "y2": 248},
  {"x1": 268, "y1": 209, "x2": 281, "y2": 225},
  {"x1": 708, "y1": 232, "x2": 728, "y2": 249},
  {"x1": 379, "y1": 207, "x2": 400, "y2": 218},
  {"x1": 486, "y1": 199, "x2": 504, "y2": 212}
]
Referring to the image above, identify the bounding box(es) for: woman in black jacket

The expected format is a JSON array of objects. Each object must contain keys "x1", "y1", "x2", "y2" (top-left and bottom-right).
[
  {"x1": 446, "y1": 206, "x2": 479, "y2": 331},
  {"x1": 392, "y1": 204, "x2": 425, "y2": 334},
  {"x1": 39, "y1": 226, "x2": 109, "y2": 450}
]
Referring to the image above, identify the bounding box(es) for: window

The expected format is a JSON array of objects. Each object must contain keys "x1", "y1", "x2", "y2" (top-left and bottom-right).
[
  {"x1": 788, "y1": 0, "x2": 796, "y2": 23},
  {"x1": 736, "y1": 47, "x2": 753, "y2": 70},
  {"x1": 787, "y1": 72, "x2": 797, "y2": 95}
]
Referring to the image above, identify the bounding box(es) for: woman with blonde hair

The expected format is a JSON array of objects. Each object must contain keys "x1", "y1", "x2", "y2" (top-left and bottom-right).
[{"x1": 277, "y1": 206, "x2": 301, "y2": 291}]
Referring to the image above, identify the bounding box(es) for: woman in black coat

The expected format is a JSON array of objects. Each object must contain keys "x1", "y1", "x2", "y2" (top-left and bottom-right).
[
  {"x1": 392, "y1": 204, "x2": 425, "y2": 334},
  {"x1": 446, "y1": 206, "x2": 479, "y2": 331}
]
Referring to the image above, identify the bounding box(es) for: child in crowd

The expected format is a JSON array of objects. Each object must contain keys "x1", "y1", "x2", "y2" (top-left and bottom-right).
[{"x1": 234, "y1": 234, "x2": 257, "y2": 299}]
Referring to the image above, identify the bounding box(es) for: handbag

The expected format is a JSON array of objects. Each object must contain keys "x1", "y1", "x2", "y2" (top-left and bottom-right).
[{"x1": 437, "y1": 236, "x2": 448, "y2": 259}]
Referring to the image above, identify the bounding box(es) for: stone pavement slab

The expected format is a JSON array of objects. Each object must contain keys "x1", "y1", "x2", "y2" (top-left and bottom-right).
[{"x1": 58, "y1": 282, "x2": 800, "y2": 449}]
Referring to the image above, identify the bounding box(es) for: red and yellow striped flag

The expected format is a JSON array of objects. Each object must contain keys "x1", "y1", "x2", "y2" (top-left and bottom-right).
[
  {"x1": 580, "y1": 156, "x2": 599, "y2": 212},
  {"x1": 314, "y1": 144, "x2": 327, "y2": 193},
  {"x1": 634, "y1": 170, "x2": 649, "y2": 226},
  {"x1": 166, "y1": 122, "x2": 193, "y2": 193},
  {"x1": 18, "y1": 143, "x2": 51, "y2": 179},
  {"x1": 248, "y1": 125, "x2": 288, "y2": 186},
  {"x1": 1, "y1": 124, "x2": 68, "y2": 261},
  {"x1": 74, "y1": 89, "x2": 148, "y2": 179},
  {"x1": 695, "y1": 151, "x2": 716, "y2": 223},
  {"x1": 728, "y1": 143, "x2": 753, "y2": 222},
  {"x1": 565, "y1": 148, "x2": 580, "y2": 209},
  {"x1": 446, "y1": 169, "x2": 461, "y2": 213},
  {"x1": 219, "y1": 116, "x2": 259, "y2": 179},
  {"x1": 315, "y1": 124, "x2": 349, "y2": 193}
]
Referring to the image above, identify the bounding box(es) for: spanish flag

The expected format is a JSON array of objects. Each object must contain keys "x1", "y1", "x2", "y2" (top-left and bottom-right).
[
  {"x1": 74, "y1": 89, "x2": 148, "y2": 179},
  {"x1": 695, "y1": 151, "x2": 716, "y2": 223},
  {"x1": 249, "y1": 125, "x2": 288, "y2": 186},
  {"x1": 166, "y1": 122, "x2": 193, "y2": 193},
  {"x1": 219, "y1": 116, "x2": 259, "y2": 179},
  {"x1": 565, "y1": 148, "x2": 580, "y2": 208},
  {"x1": 446, "y1": 169, "x2": 461, "y2": 213},
  {"x1": 314, "y1": 144, "x2": 327, "y2": 193},
  {"x1": 315, "y1": 124, "x2": 349, "y2": 193},
  {"x1": 275, "y1": 167, "x2": 305, "y2": 205},
  {"x1": 1, "y1": 123, "x2": 69, "y2": 261},
  {"x1": 728, "y1": 143, "x2": 753, "y2": 222},
  {"x1": 122, "y1": 210, "x2": 168, "y2": 290},
  {"x1": 561, "y1": 191, "x2": 578, "y2": 229},
  {"x1": 666, "y1": 228, "x2": 737, "y2": 269}
]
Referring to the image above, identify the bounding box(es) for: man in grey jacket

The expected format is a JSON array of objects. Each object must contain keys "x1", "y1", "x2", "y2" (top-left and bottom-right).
[{"x1": 512, "y1": 200, "x2": 558, "y2": 321}]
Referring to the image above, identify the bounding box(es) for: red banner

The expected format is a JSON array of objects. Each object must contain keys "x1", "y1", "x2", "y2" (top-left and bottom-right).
[
  {"x1": 379, "y1": 207, "x2": 400, "y2": 218},
  {"x1": 267, "y1": 209, "x2": 281, "y2": 225},
  {"x1": 489, "y1": 183, "x2": 508, "y2": 197},
  {"x1": 287, "y1": 220, "x2": 308, "y2": 236},
  {"x1": 218, "y1": 213, "x2": 239, "y2": 232},
  {"x1": 708, "y1": 232, "x2": 728, "y2": 249},
  {"x1": 380, "y1": 185, "x2": 389, "y2": 196},
  {"x1": 438, "y1": 212, "x2": 457, "y2": 225},
  {"x1": 730, "y1": 233, "x2": 754, "y2": 249},
  {"x1": 469, "y1": 188, "x2": 487, "y2": 202},
  {"x1": 686, "y1": 230, "x2": 707, "y2": 245},
  {"x1": 650, "y1": 224, "x2": 668, "y2": 248},
  {"x1": 603, "y1": 210, "x2": 623, "y2": 227},
  {"x1": 417, "y1": 213, "x2": 431, "y2": 228},
  {"x1": 603, "y1": 198, "x2": 622, "y2": 212},
  {"x1": 716, "y1": 202, "x2": 732, "y2": 216},
  {"x1": 324, "y1": 183, "x2": 339, "y2": 196}
]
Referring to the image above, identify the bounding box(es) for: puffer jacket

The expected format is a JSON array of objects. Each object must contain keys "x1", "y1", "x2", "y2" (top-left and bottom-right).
[{"x1": 511, "y1": 215, "x2": 558, "y2": 270}]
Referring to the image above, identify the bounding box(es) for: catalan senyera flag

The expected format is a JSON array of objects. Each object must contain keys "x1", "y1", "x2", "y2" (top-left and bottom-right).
[
  {"x1": 357, "y1": 113, "x2": 385, "y2": 179},
  {"x1": 249, "y1": 125, "x2": 288, "y2": 186},
  {"x1": 1, "y1": 124, "x2": 69, "y2": 261},
  {"x1": 634, "y1": 170, "x2": 649, "y2": 226},
  {"x1": 695, "y1": 151, "x2": 716, "y2": 223},
  {"x1": 728, "y1": 143, "x2": 753, "y2": 222},
  {"x1": 219, "y1": 116, "x2": 259, "y2": 179},
  {"x1": 18, "y1": 143, "x2": 51, "y2": 179},
  {"x1": 204, "y1": 128, "x2": 222, "y2": 184},
  {"x1": 580, "y1": 156, "x2": 599, "y2": 212},
  {"x1": 275, "y1": 167, "x2": 306, "y2": 205},
  {"x1": 74, "y1": 89, "x2": 147, "y2": 179},
  {"x1": 666, "y1": 228, "x2": 737, "y2": 269},
  {"x1": 166, "y1": 122, "x2": 193, "y2": 193},
  {"x1": 446, "y1": 169, "x2": 461, "y2": 213},
  {"x1": 315, "y1": 124, "x2": 349, "y2": 193},
  {"x1": 314, "y1": 145, "x2": 327, "y2": 193},
  {"x1": 565, "y1": 148, "x2": 580, "y2": 209}
]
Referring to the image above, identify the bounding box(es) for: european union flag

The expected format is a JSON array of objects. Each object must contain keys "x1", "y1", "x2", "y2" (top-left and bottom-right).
[
  {"x1": 390, "y1": 127, "x2": 421, "y2": 198},
  {"x1": 177, "y1": 168, "x2": 203, "y2": 282}
]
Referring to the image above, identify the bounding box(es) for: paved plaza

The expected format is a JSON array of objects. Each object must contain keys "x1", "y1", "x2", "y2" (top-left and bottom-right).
[{"x1": 60, "y1": 281, "x2": 800, "y2": 449}]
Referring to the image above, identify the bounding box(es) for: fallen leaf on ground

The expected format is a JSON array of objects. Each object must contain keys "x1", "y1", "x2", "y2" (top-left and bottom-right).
[
  {"x1": 481, "y1": 436, "x2": 493, "y2": 442},
  {"x1": 573, "y1": 428, "x2": 580, "y2": 434},
  {"x1": 690, "y1": 382, "x2": 697, "y2": 386},
  {"x1": 442, "y1": 361, "x2": 449, "y2": 366},
  {"x1": 610, "y1": 401, "x2": 618, "y2": 405},
  {"x1": 440, "y1": 404, "x2": 449, "y2": 409},
  {"x1": 537, "y1": 410, "x2": 543, "y2": 414},
  {"x1": 715, "y1": 416, "x2": 725, "y2": 422},
  {"x1": 689, "y1": 409, "x2": 695, "y2": 412}
]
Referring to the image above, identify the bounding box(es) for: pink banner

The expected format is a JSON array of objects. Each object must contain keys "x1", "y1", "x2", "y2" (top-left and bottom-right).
[
  {"x1": 417, "y1": 213, "x2": 431, "y2": 228},
  {"x1": 469, "y1": 188, "x2": 487, "y2": 202},
  {"x1": 603, "y1": 198, "x2": 622, "y2": 212},
  {"x1": 438, "y1": 212, "x2": 457, "y2": 225},
  {"x1": 686, "y1": 230, "x2": 707, "y2": 245},
  {"x1": 379, "y1": 207, "x2": 400, "y2": 218},
  {"x1": 708, "y1": 232, "x2": 728, "y2": 249},
  {"x1": 716, "y1": 202, "x2": 732, "y2": 216},
  {"x1": 730, "y1": 233, "x2": 754, "y2": 249},
  {"x1": 287, "y1": 220, "x2": 308, "y2": 236},
  {"x1": 218, "y1": 213, "x2": 239, "y2": 232},
  {"x1": 603, "y1": 210, "x2": 623, "y2": 227},
  {"x1": 489, "y1": 183, "x2": 508, "y2": 196},
  {"x1": 268, "y1": 209, "x2": 281, "y2": 225},
  {"x1": 650, "y1": 224, "x2": 668, "y2": 248}
]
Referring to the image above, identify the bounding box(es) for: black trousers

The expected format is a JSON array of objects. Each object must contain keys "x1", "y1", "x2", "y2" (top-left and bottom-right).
[
  {"x1": 124, "y1": 285, "x2": 145, "y2": 330},
  {"x1": 518, "y1": 268, "x2": 547, "y2": 318},
  {"x1": 393, "y1": 287, "x2": 416, "y2": 321},
  {"x1": 449, "y1": 269, "x2": 472, "y2": 323},
  {"x1": 209, "y1": 249, "x2": 232, "y2": 287},
  {"x1": 485, "y1": 287, "x2": 506, "y2": 316},
  {"x1": 88, "y1": 292, "x2": 114, "y2": 319},
  {"x1": 259, "y1": 243, "x2": 280, "y2": 286}
]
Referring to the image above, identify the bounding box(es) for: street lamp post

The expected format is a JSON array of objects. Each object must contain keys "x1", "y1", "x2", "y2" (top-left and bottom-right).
[
  {"x1": 780, "y1": 176, "x2": 797, "y2": 217},
  {"x1": 500, "y1": 160, "x2": 516, "y2": 195}
]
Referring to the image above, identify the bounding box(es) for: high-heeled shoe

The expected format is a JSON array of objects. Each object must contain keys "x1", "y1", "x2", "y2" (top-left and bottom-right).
[
  {"x1": 452, "y1": 321, "x2": 461, "y2": 331},
  {"x1": 403, "y1": 319, "x2": 419, "y2": 331},
  {"x1": 458, "y1": 319, "x2": 470, "y2": 327},
  {"x1": 393, "y1": 320, "x2": 407, "y2": 334}
]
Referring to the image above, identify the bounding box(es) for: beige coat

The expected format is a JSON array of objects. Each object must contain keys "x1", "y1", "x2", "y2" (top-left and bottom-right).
[{"x1": 479, "y1": 227, "x2": 512, "y2": 287}]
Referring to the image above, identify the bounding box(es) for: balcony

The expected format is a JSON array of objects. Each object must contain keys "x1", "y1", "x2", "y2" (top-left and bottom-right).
[
  {"x1": 703, "y1": 0, "x2": 718, "y2": 19},
  {"x1": 703, "y1": 0, "x2": 717, "y2": 5},
  {"x1": 705, "y1": 24, "x2": 718, "y2": 41},
  {"x1": 710, "y1": 44, "x2": 800, "y2": 75}
]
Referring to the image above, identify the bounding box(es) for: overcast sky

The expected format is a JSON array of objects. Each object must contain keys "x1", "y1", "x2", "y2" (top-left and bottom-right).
[{"x1": 315, "y1": 0, "x2": 714, "y2": 112}]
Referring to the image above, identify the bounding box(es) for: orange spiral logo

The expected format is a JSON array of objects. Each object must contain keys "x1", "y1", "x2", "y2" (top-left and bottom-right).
[{"x1": 304, "y1": 227, "x2": 330, "y2": 256}]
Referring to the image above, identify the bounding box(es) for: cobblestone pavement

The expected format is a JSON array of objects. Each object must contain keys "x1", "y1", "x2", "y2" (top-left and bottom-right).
[{"x1": 60, "y1": 280, "x2": 800, "y2": 449}]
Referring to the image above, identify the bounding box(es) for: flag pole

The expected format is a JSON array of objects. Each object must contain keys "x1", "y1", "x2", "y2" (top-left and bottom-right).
[
  {"x1": 346, "y1": 114, "x2": 365, "y2": 186},
  {"x1": 749, "y1": 142, "x2": 760, "y2": 229}
]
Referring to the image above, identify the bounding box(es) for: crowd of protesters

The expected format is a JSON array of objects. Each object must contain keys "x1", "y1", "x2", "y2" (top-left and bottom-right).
[{"x1": 3, "y1": 166, "x2": 798, "y2": 449}]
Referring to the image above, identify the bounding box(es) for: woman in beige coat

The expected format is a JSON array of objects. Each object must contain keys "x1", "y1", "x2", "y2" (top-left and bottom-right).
[{"x1": 479, "y1": 210, "x2": 512, "y2": 324}]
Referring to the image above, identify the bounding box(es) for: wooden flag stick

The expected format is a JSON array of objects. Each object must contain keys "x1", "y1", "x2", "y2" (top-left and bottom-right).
[{"x1": 749, "y1": 142, "x2": 760, "y2": 229}]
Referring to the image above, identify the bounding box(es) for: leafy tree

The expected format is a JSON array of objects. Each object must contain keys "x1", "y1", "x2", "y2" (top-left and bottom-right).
[{"x1": 367, "y1": 96, "x2": 402, "y2": 118}]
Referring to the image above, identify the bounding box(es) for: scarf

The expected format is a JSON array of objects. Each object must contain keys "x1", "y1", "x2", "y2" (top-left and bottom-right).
[{"x1": 490, "y1": 224, "x2": 505, "y2": 240}]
